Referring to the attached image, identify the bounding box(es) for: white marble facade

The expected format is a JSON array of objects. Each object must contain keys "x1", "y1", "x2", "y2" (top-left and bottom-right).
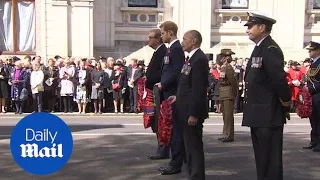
[{"x1": 4, "y1": 0, "x2": 320, "y2": 63}]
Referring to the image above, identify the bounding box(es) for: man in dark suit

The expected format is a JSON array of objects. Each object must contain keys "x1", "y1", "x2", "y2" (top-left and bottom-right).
[
  {"x1": 145, "y1": 28, "x2": 170, "y2": 160},
  {"x1": 304, "y1": 41, "x2": 320, "y2": 152},
  {"x1": 126, "y1": 58, "x2": 143, "y2": 113},
  {"x1": 156, "y1": 21, "x2": 185, "y2": 175},
  {"x1": 242, "y1": 12, "x2": 291, "y2": 180},
  {"x1": 169, "y1": 30, "x2": 208, "y2": 180}
]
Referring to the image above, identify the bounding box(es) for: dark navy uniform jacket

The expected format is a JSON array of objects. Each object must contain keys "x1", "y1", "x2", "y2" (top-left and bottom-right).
[
  {"x1": 242, "y1": 35, "x2": 291, "y2": 128},
  {"x1": 145, "y1": 44, "x2": 167, "y2": 90},
  {"x1": 160, "y1": 40, "x2": 184, "y2": 98},
  {"x1": 307, "y1": 57, "x2": 320, "y2": 102},
  {"x1": 176, "y1": 48, "x2": 209, "y2": 121}
]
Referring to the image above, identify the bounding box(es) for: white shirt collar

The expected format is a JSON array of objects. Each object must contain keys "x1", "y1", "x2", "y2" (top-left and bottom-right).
[
  {"x1": 187, "y1": 48, "x2": 200, "y2": 59},
  {"x1": 168, "y1": 39, "x2": 179, "y2": 48},
  {"x1": 256, "y1": 35, "x2": 269, "y2": 46},
  {"x1": 312, "y1": 56, "x2": 320, "y2": 64},
  {"x1": 155, "y1": 44, "x2": 163, "y2": 52}
]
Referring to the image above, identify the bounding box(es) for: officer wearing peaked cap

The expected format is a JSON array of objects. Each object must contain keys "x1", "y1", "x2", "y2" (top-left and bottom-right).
[
  {"x1": 242, "y1": 12, "x2": 291, "y2": 180},
  {"x1": 303, "y1": 41, "x2": 320, "y2": 152}
]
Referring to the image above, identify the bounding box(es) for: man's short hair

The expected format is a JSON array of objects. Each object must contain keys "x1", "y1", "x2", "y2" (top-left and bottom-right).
[
  {"x1": 188, "y1": 30, "x2": 202, "y2": 46},
  {"x1": 150, "y1": 28, "x2": 163, "y2": 43},
  {"x1": 131, "y1": 58, "x2": 138, "y2": 62},
  {"x1": 150, "y1": 29, "x2": 161, "y2": 39},
  {"x1": 159, "y1": 21, "x2": 178, "y2": 36}
]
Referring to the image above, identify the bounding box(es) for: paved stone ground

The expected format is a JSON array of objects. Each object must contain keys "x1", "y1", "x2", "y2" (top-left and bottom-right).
[{"x1": 0, "y1": 114, "x2": 319, "y2": 180}]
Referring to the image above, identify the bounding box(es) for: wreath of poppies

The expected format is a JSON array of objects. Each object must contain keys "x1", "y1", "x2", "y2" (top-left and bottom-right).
[
  {"x1": 142, "y1": 88, "x2": 154, "y2": 129},
  {"x1": 296, "y1": 86, "x2": 312, "y2": 118},
  {"x1": 136, "y1": 77, "x2": 146, "y2": 112},
  {"x1": 157, "y1": 99, "x2": 173, "y2": 145}
]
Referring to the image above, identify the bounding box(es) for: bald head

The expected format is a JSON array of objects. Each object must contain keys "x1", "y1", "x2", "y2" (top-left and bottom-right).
[{"x1": 182, "y1": 30, "x2": 203, "y2": 53}]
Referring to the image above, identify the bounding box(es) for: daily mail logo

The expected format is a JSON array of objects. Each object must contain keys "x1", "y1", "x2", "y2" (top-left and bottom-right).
[
  {"x1": 10, "y1": 113, "x2": 73, "y2": 175},
  {"x1": 20, "y1": 129, "x2": 63, "y2": 158}
]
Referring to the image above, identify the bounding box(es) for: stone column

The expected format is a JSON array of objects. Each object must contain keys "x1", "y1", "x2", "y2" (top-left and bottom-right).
[
  {"x1": 35, "y1": 0, "x2": 45, "y2": 59},
  {"x1": 106, "y1": 0, "x2": 115, "y2": 47},
  {"x1": 271, "y1": 0, "x2": 305, "y2": 49},
  {"x1": 171, "y1": 0, "x2": 212, "y2": 49},
  {"x1": 94, "y1": 0, "x2": 115, "y2": 49},
  {"x1": 258, "y1": 0, "x2": 306, "y2": 60},
  {"x1": 46, "y1": 1, "x2": 69, "y2": 58},
  {"x1": 70, "y1": 1, "x2": 94, "y2": 57}
]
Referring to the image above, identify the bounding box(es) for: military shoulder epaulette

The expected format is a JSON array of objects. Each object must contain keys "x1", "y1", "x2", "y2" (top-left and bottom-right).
[{"x1": 268, "y1": 45, "x2": 277, "y2": 49}]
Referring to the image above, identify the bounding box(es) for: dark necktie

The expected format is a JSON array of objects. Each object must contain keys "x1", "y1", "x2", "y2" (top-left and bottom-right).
[{"x1": 185, "y1": 56, "x2": 190, "y2": 64}]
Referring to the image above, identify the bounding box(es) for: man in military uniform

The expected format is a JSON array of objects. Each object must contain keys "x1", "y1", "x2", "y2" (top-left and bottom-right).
[
  {"x1": 145, "y1": 29, "x2": 170, "y2": 159},
  {"x1": 303, "y1": 41, "x2": 320, "y2": 152},
  {"x1": 156, "y1": 21, "x2": 185, "y2": 175},
  {"x1": 217, "y1": 49, "x2": 238, "y2": 142},
  {"x1": 169, "y1": 30, "x2": 209, "y2": 180},
  {"x1": 242, "y1": 12, "x2": 291, "y2": 180}
]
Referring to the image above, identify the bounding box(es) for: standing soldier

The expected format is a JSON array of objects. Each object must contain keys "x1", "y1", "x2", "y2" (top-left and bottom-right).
[
  {"x1": 217, "y1": 49, "x2": 238, "y2": 142},
  {"x1": 156, "y1": 21, "x2": 185, "y2": 175},
  {"x1": 242, "y1": 12, "x2": 291, "y2": 180},
  {"x1": 169, "y1": 30, "x2": 208, "y2": 180},
  {"x1": 304, "y1": 41, "x2": 320, "y2": 152},
  {"x1": 145, "y1": 28, "x2": 170, "y2": 159}
]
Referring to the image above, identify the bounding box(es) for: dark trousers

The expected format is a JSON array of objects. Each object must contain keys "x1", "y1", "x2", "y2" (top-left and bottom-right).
[
  {"x1": 14, "y1": 101, "x2": 24, "y2": 113},
  {"x1": 156, "y1": 134, "x2": 170, "y2": 157},
  {"x1": 103, "y1": 89, "x2": 114, "y2": 112},
  {"x1": 32, "y1": 92, "x2": 43, "y2": 112},
  {"x1": 251, "y1": 126, "x2": 283, "y2": 180},
  {"x1": 25, "y1": 94, "x2": 33, "y2": 113},
  {"x1": 237, "y1": 96, "x2": 244, "y2": 112},
  {"x1": 47, "y1": 96, "x2": 56, "y2": 112},
  {"x1": 234, "y1": 95, "x2": 238, "y2": 113},
  {"x1": 129, "y1": 86, "x2": 137, "y2": 112},
  {"x1": 168, "y1": 103, "x2": 185, "y2": 169},
  {"x1": 62, "y1": 96, "x2": 73, "y2": 113},
  {"x1": 183, "y1": 120, "x2": 205, "y2": 180},
  {"x1": 309, "y1": 99, "x2": 320, "y2": 146},
  {"x1": 44, "y1": 90, "x2": 56, "y2": 112}
]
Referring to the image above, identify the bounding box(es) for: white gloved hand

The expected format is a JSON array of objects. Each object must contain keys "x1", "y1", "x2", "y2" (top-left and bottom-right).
[
  {"x1": 292, "y1": 80, "x2": 298, "y2": 86},
  {"x1": 292, "y1": 80, "x2": 301, "y2": 87}
]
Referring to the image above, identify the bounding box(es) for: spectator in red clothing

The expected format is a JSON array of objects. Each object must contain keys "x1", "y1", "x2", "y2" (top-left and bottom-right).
[
  {"x1": 209, "y1": 63, "x2": 220, "y2": 80},
  {"x1": 286, "y1": 61, "x2": 303, "y2": 112}
]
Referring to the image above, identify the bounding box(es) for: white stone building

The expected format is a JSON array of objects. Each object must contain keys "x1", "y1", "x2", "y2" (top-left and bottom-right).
[{"x1": 1, "y1": 0, "x2": 320, "y2": 64}]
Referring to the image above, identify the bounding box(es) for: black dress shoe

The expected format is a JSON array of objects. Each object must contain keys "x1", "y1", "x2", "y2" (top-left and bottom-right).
[
  {"x1": 218, "y1": 137, "x2": 225, "y2": 141},
  {"x1": 222, "y1": 138, "x2": 234, "y2": 142},
  {"x1": 148, "y1": 155, "x2": 169, "y2": 160},
  {"x1": 158, "y1": 165, "x2": 168, "y2": 171},
  {"x1": 160, "y1": 166, "x2": 181, "y2": 175},
  {"x1": 303, "y1": 144, "x2": 316, "y2": 149},
  {"x1": 312, "y1": 145, "x2": 320, "y2": 152}
]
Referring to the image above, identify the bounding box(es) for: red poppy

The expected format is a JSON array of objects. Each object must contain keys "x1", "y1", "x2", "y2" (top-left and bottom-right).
[
  {"x1": 296, "y1": 86, "x2": 312, "y2": 118},
  {"x1": 157, "y1": 99, "x2": 173, "y2": 145}
]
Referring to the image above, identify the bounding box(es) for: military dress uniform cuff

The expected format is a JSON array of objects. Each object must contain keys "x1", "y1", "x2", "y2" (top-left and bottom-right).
[
  {"x1": 280, "y1": 99, "x2": 291, "y2": 113},
  {"x1": 280, "y1": 99, "x2": 291, "y2": 107}
]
